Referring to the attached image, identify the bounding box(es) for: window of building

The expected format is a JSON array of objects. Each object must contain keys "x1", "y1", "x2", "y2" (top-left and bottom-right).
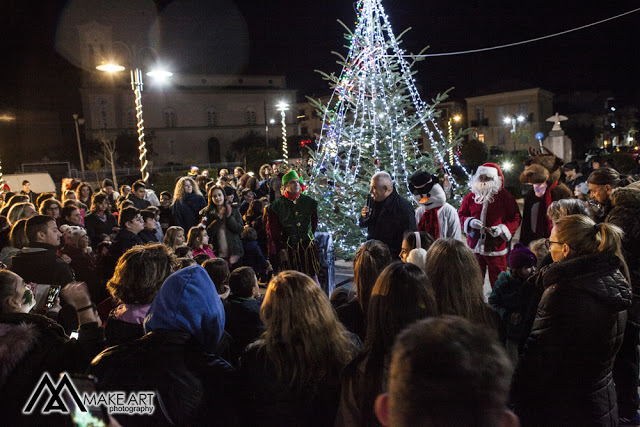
[
  {"x1": 519, "y1": 103, "x2": 528, "y2": 116},
  {"x1": 246, "y1": 109, "x2": 256, "y2": 126},
  {"x1": 475, "y1": 107, "x2": 485, "y2": 121},
  {"x1": 497, "y1": 106, "x2": 505, "y2": 120},
  {"x1": 498, "y1": 130, "x2": 506, "y2": 147},
  {"x1": 206, "y1": 108, "x2": 217, "y2": 127},
  {"x1": 163, "y1": 108, "x2": 176, "y2": 128},
  {"x1": 169, "y1": 140, "x2": 175, "y2": 155}
]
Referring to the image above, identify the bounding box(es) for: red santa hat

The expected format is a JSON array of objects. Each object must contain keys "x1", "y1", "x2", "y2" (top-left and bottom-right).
[{"x1": 475, "y1": 163, "x2": 505, "y2": 188}]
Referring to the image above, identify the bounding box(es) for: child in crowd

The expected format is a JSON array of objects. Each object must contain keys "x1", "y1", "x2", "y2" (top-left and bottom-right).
[
  {"x1": 158, "y1": 191, "x2": 173, "y2": 233},
  {"x1": 241, "y1": 226, "x2": 270, "y2": 282},
  {"x1": 187, "y1": 226, "x2": 216, "y2": 259},
  {"x1": 164, "y1": 226, "x2": 185, "y2": 251},
  {"x1": 174, "y1": 245, "x2": 193, "y2": 259},
  {"x1": 239, "y1": 189, "x2": 255, "y2": 217},
  {"x1": 529, "y1": 238, "x2": 550, "y2": 270},
  {"x1": 225, "y1": 266, "x2": 265, "y2": 361},
  {"x1": 193, "y1": 253, "x2": 210, "y2": 265},
  {"x1": 202, "y1": 257, "x2": 231, "y2": 301},
  {"x1": 177, "y1": 257, "x2": 197, "y2": 269},
  {"x1": 488, "y1": 243, "x2": 537, "y2": 363},
  {"x1": 399, "y1": 231, "x2": 434, "y2": 262},
  {"x1": 139, "y1": 209, "x2": 159, "y2": 243}
]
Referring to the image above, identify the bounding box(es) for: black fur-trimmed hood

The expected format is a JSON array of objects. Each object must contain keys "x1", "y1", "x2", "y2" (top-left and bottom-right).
[{"x1": 0, "y1": 320, "x2": 41, "y2": 388}]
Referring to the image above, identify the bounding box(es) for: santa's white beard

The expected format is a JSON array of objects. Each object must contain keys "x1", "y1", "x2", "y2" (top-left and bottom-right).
[{"x1": 471, "y1": 177, "x2": 501, "y2": 204}]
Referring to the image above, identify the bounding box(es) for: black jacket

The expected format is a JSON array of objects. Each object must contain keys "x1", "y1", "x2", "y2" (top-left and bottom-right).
[
  {"x1": 237, "y1": 343, "x2": 344, "y2": 426},
  {"x1": 359, "y1": 189, "x2": 416, "y2": 258},
  {"x1": 90, "y1": 330, "x2": 235, "y2": 426},
  {"x1": 103, "y1": 230, "x2": 143, "y2": 280},
  {"x1": 172, "y1": 193, "x2": 206, "y2": 231},
  {"x1": 0, "y1": 313, "x2": 105, "y2": 426},
  {"x1": 511, "y1": 253, "x2": 631, "y2": 426},
  {"x1": 224, "y1": 297, "x2": 265, "y2": 359},
  {"x1": 11, "y1": 244, "x2": 75, "y2": 287},
  {"x1": 84, "y1": 211, "x2": 118, "y2": 245}
]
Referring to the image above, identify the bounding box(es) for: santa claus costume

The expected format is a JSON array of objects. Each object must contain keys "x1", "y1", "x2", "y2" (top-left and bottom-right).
[
  {"x1": 409, "y1": 172, "x2": 461, "y2": 240},
  {"x1": 458, "y1": 163, "x2": 521, "y2": 286}
]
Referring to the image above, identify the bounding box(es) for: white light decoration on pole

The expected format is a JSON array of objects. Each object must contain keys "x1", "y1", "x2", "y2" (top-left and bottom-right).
[
  {"x1": 276, "y1": 101, "x2": 290, "y2": 163},
  {"x1": 73, "y1": 114, "x2": 85, "y2": 175},
  {"x1": 96, "y1": 43, "x2": 171, "y2": 183}
]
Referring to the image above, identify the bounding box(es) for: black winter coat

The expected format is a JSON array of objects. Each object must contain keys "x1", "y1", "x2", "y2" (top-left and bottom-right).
[
  {"x1": 90, "y1": 330, "x2": 236, "y2": 426},
  {"x1": 359, "y1": 189, "x2": 416, "y2": 259},
  {"x1": 511, "y1": 252, "x2": 631, "y2": 426},
  {"x1": 84, "y1": 211, "x2": 118, "y2": 245},
  {"x1": 171, "y1": 193, "x2": 206, "y2": 231},
  {"x1": 0, "y1": 313, "x2": 105, "y2": 426}
]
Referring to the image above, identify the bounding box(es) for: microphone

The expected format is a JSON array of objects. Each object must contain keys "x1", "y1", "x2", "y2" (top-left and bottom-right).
[{"x1": 365, "y1": 194, "x2": 373, "y2": 218}]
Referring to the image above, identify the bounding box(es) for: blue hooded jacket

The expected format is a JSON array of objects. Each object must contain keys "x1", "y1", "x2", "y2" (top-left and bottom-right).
[{"x1": 144, "y1": 265, "x2": 225, "y2": 352}]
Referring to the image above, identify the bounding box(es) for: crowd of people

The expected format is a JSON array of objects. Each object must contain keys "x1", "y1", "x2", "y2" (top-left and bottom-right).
[{"x1": 0, "y1": 155, "x2": 638, "y2": 426}]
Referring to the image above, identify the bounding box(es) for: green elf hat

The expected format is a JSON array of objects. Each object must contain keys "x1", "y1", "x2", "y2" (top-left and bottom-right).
[{"x1": 282, "y1": 170, "x2": 300, "y2": 185}]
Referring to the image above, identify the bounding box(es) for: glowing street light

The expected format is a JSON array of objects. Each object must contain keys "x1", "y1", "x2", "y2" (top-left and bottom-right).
[
  {"x1": 276, "y1": 101, "x2": 290, "y2": 163},
  {"x1": 96, "y1": 43, "x2": 171, "y2": 182}
]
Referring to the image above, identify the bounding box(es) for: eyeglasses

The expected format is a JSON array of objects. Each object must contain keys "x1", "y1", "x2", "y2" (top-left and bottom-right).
[
  {"x1": 544, "y1": 239, "x2": 562, "y2": 250},
  {"x1": 134, "y1": 216, "x2": 144, "y2": 222}
]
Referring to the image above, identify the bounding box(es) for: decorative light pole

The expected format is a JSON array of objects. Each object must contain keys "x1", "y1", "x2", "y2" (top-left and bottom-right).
[
  {"x1": 503, "y1": 115, "x2": 526, "y2": 152},
  {"x1": 448, "y1": 114, "x2": 461, "y2": 164},
  {"x1": 72, "y1": 114, "x2": 85, "y2": 175},
  {"x1": 96, "y1": 43, "x2": 171, "y2": 182},
  {"x1": 276, "y1": 101, "x2": 290, "y2": 163}
]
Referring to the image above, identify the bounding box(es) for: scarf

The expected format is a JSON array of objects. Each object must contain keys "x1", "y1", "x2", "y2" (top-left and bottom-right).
[
  {"x1": 537, "y1": 181, "x2": 558, "y2": 238},
  {"x1": 284, "y1": 191, "x2": 300, "y2": 201},
  {"x1": 418, "y1": 207, "x2": 441, "y2": 239}
]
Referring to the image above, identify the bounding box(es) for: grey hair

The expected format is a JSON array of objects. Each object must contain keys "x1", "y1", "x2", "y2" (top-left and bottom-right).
[
  {"x1": 547, "y1": 198, "x2": 590, "y2": 224},
  {"x1": 372, "y1": 171, "x2": 393, "y2": 189}
]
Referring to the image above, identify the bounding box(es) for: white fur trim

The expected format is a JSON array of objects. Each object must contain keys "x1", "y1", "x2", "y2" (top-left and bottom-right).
[
  {"x1": 463, "y1": 217, "x2": 473, "y2": 234},
  {"x1": 495, "y1": 224, "x2": 512, "y2": 241},
  {"x1": 476, "y1": 166, "x2": 498, "y2": 178}
]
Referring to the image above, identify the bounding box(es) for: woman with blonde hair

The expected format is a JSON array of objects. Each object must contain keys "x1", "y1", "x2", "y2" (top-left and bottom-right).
[
  {"x1": 163, "y1": 226, "x2": 186, "y2": 251},
  {"x1": 512, "y1": 214, "x2": 631, "y2": 425},
  {"x1": 7, "y1": 202, "x2": 36, "y2": 225},
  {"x1": 171, "y1": 176, "x2": 206, "y2": 231},
  {"x1": 238, "y1": 270, "x2": 357, "y2": 426},
  {"x1": 425, "y1": 238, "x2": 498, "y2": 329}
]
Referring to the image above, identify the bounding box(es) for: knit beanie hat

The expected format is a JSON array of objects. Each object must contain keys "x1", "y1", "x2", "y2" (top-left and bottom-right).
[
  {"x1": 102, "y1": 178, "x2": 114, "y2": 189},
  {"x1": 282, "y1": 170, "x2": 300, "y2": 186},
  {"x1": 509, "y1": 243, "x2": 537, "y2": 269}
]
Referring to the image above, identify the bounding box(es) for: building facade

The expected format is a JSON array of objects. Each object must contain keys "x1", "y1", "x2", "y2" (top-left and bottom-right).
[
  {"x1": 80, "y1": 73, "x2": 296, "y2": 166},
  {"x1": 465, "y1": 88, "x2": 554, "y2": 151}
]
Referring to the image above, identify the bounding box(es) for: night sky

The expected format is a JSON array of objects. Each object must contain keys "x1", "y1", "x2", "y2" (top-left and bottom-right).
[{"x1": 1, "y1": 0, "x2": 639, "y2": 111}]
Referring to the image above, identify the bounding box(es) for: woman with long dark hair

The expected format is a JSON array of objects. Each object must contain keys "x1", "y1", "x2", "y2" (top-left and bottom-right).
[{"x1": 336, "y1": 261, "x2": 438, "y2": 426}]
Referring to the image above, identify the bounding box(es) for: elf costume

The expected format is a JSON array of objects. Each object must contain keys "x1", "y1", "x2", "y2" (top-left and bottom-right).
[{"x1": 265, "y1": 170, "x2": 320, "y2": 277}]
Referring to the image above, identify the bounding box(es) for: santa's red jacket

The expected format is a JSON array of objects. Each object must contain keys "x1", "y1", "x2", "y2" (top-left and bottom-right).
[{"x1": 458, "y1": 188, "x2": 521, "y2": 257}]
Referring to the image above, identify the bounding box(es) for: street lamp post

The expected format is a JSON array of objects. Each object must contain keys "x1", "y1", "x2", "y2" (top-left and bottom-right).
[
  {"x1": 503, "y1": 115, "x2": 525, "y2": 152},
  {"x1": 96, "y1": 43, "x2": 171, "y2": 183},
  {"x1": 73, "y1": 114, "x2": 85, "y2": 175},
  {"x1": 276, "y1": 101, "x2": 290, "y2": 163}
]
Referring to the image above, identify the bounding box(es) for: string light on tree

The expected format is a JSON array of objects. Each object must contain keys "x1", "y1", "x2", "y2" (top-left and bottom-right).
[
  {"x1": 276, "y1": 101, "x2": 290, "y2": 163},
  {"x1": 304, "y1": 0, "x2": 471, "y2": 258}
]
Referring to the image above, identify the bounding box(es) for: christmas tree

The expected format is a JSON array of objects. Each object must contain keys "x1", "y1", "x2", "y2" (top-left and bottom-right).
[{"x1": 306, "y1": 0, "x2": 470, "y2": 259}]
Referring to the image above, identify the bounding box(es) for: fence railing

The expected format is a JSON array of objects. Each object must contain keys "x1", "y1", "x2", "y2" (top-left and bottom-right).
[{"x1": 69, "y1": 162, "x2": 243, "y2": 181}]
